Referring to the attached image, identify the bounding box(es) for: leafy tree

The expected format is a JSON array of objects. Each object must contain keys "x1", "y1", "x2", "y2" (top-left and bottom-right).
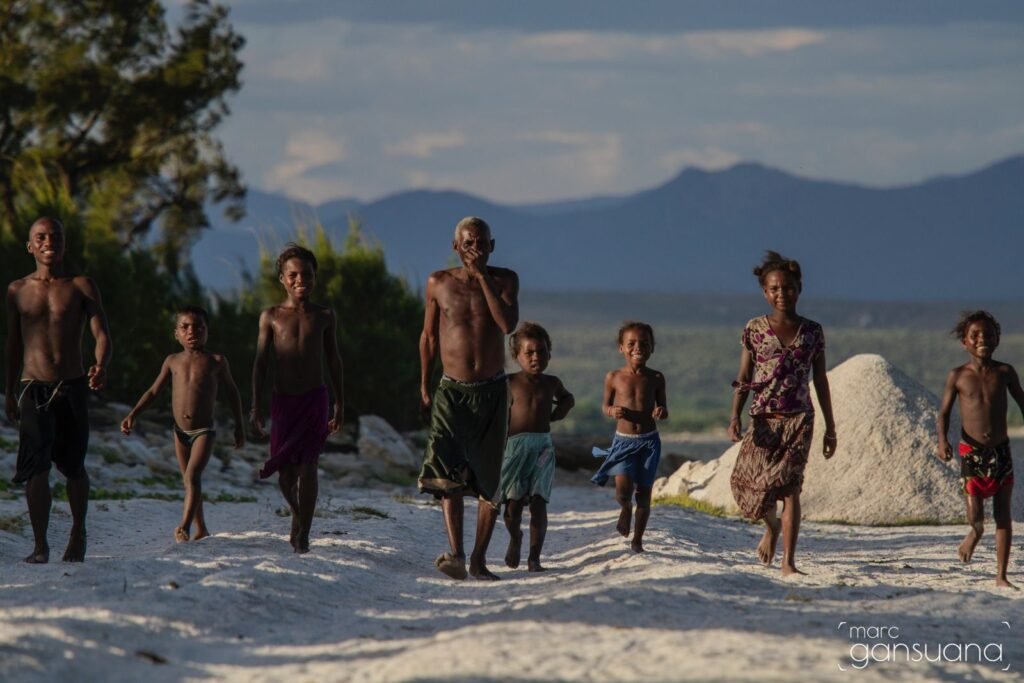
[{"x1": 0, "y1": 0, "x2": 245, "y2": 274}]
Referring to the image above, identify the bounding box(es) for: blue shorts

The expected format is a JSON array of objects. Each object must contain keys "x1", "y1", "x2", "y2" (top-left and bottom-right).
[{"x1": 591, "y1": 430, "x2": 661, "y2": 489}]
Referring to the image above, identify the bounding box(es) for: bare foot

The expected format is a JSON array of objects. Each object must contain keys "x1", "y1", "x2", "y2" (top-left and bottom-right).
[
  {"x1": 295, "y1": 531, "x2": 310, "y2": 554},
  {"x1": 174, "y1": 527, "x2": 190, "y2": 543},
  {"x1": 995, "y1": 577, "x2": 1018, "y2": 589},
  {"x1": 631, "y1": 538, "x2": 644, "y2": 553},
  {"x1": 23, "y1": 544, "x2": 49, "y2": 564},
  {"x1": 193, "y1": 528, "x2": 210, "y2": 541},
  {"x1": 757, "y1": 518, "x2": 781, "y2": 565},
  {"x1": 435, "y1": 552, "x2": 468, "y2": 580},
  {"x1": 62, "y1": 529, "x2": 86, "y2": 562},
  {"x1": 505, "y1": 530, "x2": 522, "y2": 569},
  {"x1": 781, "y1": 563, "x2": 806, "y2": 577},
  {"x1": 289, "y1": 514, "x2": 301, "y2": 551},
  {"x1": 527, "y1": 559, "x2": 546, "y2": 572},
  {"x1": 616, "y1": 505, "x2": 632, "y2": 537},
  {"x1": 468, "y1": 562, "x2": 501, "y2": 581},
  {"x1": 958, "y1": 527, "x2": 982, "y2": 563}
]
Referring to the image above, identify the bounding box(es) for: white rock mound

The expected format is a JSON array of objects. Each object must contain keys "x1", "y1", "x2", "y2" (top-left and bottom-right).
[{"x1": 656, "y1": 354, "x2": 1024, "y2": 524}]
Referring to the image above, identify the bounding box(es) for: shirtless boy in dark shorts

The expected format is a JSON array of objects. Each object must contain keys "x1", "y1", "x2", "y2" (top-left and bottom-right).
[
  {"x1": 418, "y1": 216, "x2": 519, "y2": 581},
  {"x1": 121, "y1": 306, "x2": 245, "y2": 542},
  {"x1": 251, "y1": 244, "x2": 344, "y2": 553},
  {"x1": 5, "y1": 217, "x2": 112, "y2": 563},
  {"x1": 937, "y1": 310, "x2": 1024, "y2": 588}
]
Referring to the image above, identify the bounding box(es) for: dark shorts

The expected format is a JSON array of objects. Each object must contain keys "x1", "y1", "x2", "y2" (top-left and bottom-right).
[
  {"x1": 959, "y1": 440, "x2": 1014, "y2": 499},
  {"x1": 13, "y1": 376, "x2": 90, "y2": 484},
  {"x1": 418, "y1": 374, "x2": 509, "y2": 503}
]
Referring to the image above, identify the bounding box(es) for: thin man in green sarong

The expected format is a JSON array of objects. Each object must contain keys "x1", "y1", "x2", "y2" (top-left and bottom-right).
[{"x1": 418, "y1": 216, "x2": 519, "y2": 581}]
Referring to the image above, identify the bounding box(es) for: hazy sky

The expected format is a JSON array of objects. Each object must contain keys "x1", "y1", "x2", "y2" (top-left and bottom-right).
[{"x1": 177, "y1": 1, "x2": 1024, "y2": 204}]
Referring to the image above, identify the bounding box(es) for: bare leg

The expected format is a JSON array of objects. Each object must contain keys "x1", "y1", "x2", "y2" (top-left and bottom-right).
[
  {"x1": 504, "y1": 498, "x2": 525, "y2": 568},
  {"x1": 959, "y1": 494, "x2": 984, "y2": 563},
  {"x1": 172, "y1": 437, "x2": 192, "y2": 541},
  {"x1": 469, "y1": 500, "x2": 500, "y2": 580},
  {"x1": 757, "y1": 505, "x2": 781, "y2": 565},
  {"x1": 23, "y1": 471, "x2": 51, "y2": 563},
  {"x1": 278, "y1": 465, "x2": 300, "y2": 551},
  {"x1": 780, "y1": 493, "x2": 804, "y2": 576},
  {"x1": 631, "y1": 488, "x2": 651, "y2": 553},
  {"x1": 435, "y1": 494, "x2": 467, "y2": 580},
  {"x1": 993, "y1": 486, "x2": 1016, "y2": 588},
  {"x1": 614, "y1": 475, "x2": 634, "y2": 538},
  {"x1": 294, "y1": 462, "x2": 318, "y2": 553},
  {"x1": 62, "y1": 473, "x2": 88, "y2": 562},
  {"x1": 527, "y1": 495, "x2": 548, "y2": 571},
  {"x1": 181, "y1": 435, "x2": 214, "y2": 541}
]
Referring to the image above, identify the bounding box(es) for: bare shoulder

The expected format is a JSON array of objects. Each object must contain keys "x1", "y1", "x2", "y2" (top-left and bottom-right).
[
  {"x1": 996, "y1": 361, "x2": 1019, "y2": 377},
  {"x1": 72, "y1": 275, "x2": 100, "y2": 295},
  {"x1": 488, "y1": 266, "x2": 518, "y2": 285},
  {"x1": 605, "y1": 368, "x2": 623, "y2": 384},
  {"x1": 7, "y1": 277, "x2": 29, "y2": 296},
  {"x1": 259, "y1": 305, "x2": 280, "y2": 321},
  {"x1": 645, "y1": 367, "x2": 665, "y2": 382}
]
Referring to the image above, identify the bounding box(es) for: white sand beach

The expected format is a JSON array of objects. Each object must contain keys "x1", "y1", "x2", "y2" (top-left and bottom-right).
[{"x1": 1, "y1": 472, "x2": 1022, "y2": 682}]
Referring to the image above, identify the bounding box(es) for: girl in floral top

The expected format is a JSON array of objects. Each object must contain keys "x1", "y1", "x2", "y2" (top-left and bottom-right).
[{"x1": 728, "y1": 251, "x2": 837, "y2": 576}]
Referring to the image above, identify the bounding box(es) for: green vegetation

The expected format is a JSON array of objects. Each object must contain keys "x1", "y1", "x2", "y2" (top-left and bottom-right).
[
  {"x1": 140, "y1": 473, "x2": 180, "y2": 489},
  {"x1": 653, "y1": 493, "x2": 727, "y2": 517},
  {"x1": 350, "y1": 506, "x2": 390, "y2": 519},
  {"x1": 96, "y1": 446, "x2": 123, "y2": 464},
  {"x1": 205, "y1": 492, "x2": 256, "y2": 503},
  {"x1": 0, "y1": 513, "x2": 27, "y2": 534}
]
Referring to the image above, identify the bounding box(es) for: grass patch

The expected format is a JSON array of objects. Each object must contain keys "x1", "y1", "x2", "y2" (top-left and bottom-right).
[
  {"x1": 350, "y1": 505, "x2": 390, "y2": 519},
  {"x1": 0, "y1": 513, "x2": 26, "y2": 534},
  {"x1": 204, "y1": 492, "x2": 256, "y2": 503},
  {"x1": 0, "y1": 435, "x2": 17, "y2": 451},
  {"x1": 373, "y1": 470, "x2": 417, "y2": 486},
  {"x1": 653, "y1": 492, "x2": 727, "y2": 518},
  {"x1": 139, "y1": 474, "x2": 180, "y2": 488},
  {"x1": 96, "y1": 445, "x2": 123, "y2": 464},
  {"x1": 275, "y1": 507, "x2": 291, "y2": 517},
  {"x1": 816, "y1": 517, "x2": 946, "y2": 527},
  {"x1": 0, "y1": 479, "x2": 10, "y2": 492}
]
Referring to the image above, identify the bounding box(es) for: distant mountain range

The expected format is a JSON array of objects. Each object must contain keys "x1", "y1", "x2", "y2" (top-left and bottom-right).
[{"x1": 191, "y1": 156, "x2": 1024, "y2": 300}]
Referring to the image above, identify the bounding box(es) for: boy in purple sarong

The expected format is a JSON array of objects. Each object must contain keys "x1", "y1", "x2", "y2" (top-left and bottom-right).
[{"x1": 251, "y1": 244, "x2": 344, "y2": 553}]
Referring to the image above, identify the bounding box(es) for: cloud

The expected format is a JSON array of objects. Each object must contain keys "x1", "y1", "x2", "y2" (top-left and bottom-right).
[
  {"x1": 685, "y1": 28, "x2": 826, "y2": 58},
  {"x1": 264, "y1": 129, "x2": 348, "y2": 202},
  {"x1": 658, "y1": 147, "x2": 742, "y2": 173},
  {"x1": 521, "y1": 130, "x2": 623, "y2": 184},
  {"x1": 385, "y1": 131, "x2": 468, "y2": 158}
]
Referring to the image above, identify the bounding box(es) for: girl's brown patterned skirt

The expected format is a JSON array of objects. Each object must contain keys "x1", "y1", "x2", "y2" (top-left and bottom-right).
[{"x1": 730, "y1": 412, "x2": 814, "y2": 520}]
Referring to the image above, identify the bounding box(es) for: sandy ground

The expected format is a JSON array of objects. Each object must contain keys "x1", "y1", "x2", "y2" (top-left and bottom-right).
[{"x1": 1, "y1": 474, "x2": 1022, "y2": 683}]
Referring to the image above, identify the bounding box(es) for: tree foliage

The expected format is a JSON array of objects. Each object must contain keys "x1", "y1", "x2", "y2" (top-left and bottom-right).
[{"x1": 0, "y1": 0, "x2": 245, "y2": 273}]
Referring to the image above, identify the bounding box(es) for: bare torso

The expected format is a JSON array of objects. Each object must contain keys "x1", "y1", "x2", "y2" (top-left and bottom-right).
[
  {"x1": 168, "y1": 350, "x2": 223, "y2": 430},
  {"x1": 608, "y1": 367, "x2": 664, "y2": 434},
  {"x1": 508, "y1": 372, "x2": 558, "y2": 435},
  {"x1": 954, "y1": 361, "x2": 1012, "y2": 446},
  {"x1": 264, "y1": 303, "x2": 332, "y2": 394},
  {"x1": 434, "y1": 267, "x2": 514, "y2": 382},
  {"x1": 9, "y1": 275, "x2": 92, "y2": 382}
]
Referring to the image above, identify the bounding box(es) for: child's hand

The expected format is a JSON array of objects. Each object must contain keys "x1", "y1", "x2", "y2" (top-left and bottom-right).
[
  {"x1": 728, "y1": 417, "x2": 742, "y2": 442},
  {"x1": 652, "y1": 405, "x2": 667, "y2": 420},
  {"x1": 88, "y1": 363, "x2": 107, "y2": 391},
  {"x1": 250, "y1": 406, "x2": 267, "y2": 439},
  {"x1": 233, "y1": 424, "x2": 245, "y2": 448},
  {"x1": 328, "y1": 404, "x2": 344, "y2": 434},
  {"x1": 121, "y1": 415, "x2": 134, "y2": 436},
  {"x1": 823, "y1": 433, "x2": 837, "y2": 459},
  {"x1": 609, "y1": 406, "x2": 625, "y2": 420},
  {"x1": 936, "y1": 441, "x2": 953, "y2": 462},
  {"x1": 420, "y1": 386, "x2": 432, "y2": 421}
]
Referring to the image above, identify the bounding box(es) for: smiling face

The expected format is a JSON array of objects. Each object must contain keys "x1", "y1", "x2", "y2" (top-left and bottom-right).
[
  {"x1": 27, "y1": 219, "x2": 65, "y2": 267},
  {"x1": 515, "y1": 338, "x2": 551, "y2": 376},
  {"x1": 279, "y1": 256, "x2": 316, "y2": 301},
  {"x1": 175, "y1": 313, "x2": 208, "y2": 351},
  {"x1": 619, "y1": 329, "x2": 653, "y2": 369},
  {"x1": 962, "y1": 319, "x2": 998, "y2": 360},
  {"x1": 761, "y1": 269, "x2": 800, "y2": 314}
]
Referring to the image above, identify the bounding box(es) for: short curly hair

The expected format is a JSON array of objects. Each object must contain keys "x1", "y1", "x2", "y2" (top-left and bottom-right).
[
  {"x1": 510, "y1": 321, "x2": 552, "y2": 357},
  {"x1": 951, "y1": 310, "x2": 1001, "y2": 342},
  {"x1": 618, "y1": 321, "x2": 655, "y2": 350},
  {"x1": 276, "y1": 243, "x2": 318, "y2": 277},
  {"x1": 753, "y1": 250, "x2": 802, "y2": 290},
  {"x1": 176, "y1": 305, "x2": 209, "y2": 326}
]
